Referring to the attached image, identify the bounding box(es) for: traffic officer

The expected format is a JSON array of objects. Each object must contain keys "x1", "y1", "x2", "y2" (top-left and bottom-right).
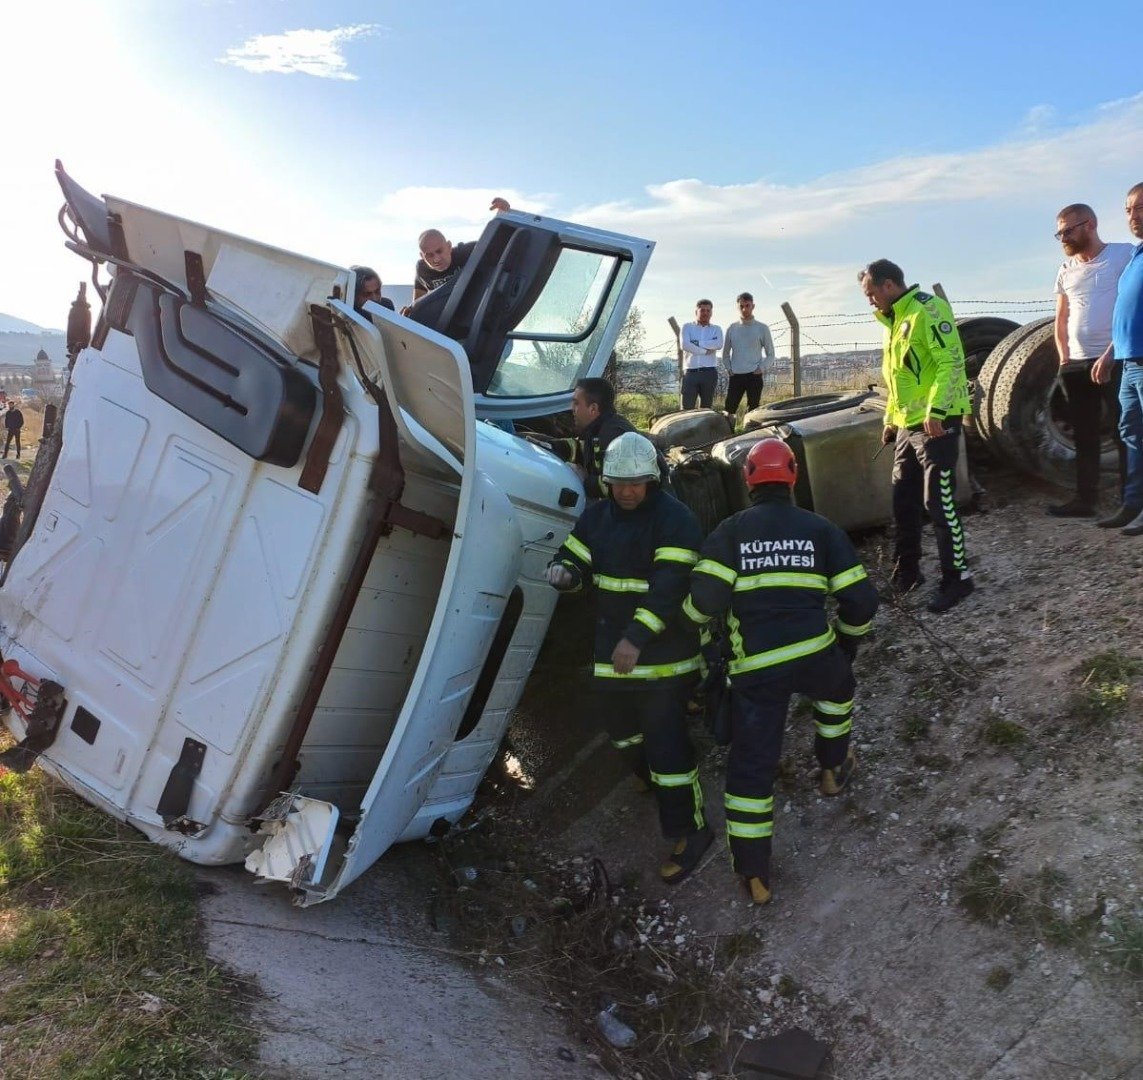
[
  {"x1": 547, "y1": 431, "x2": 712, "y2": 883},
  {"x1": 859, "y1": 259, "x2": 974, "y2": 612},
  {"x1": 684, "y1": 439, "x2": 879, "y2": 905}
]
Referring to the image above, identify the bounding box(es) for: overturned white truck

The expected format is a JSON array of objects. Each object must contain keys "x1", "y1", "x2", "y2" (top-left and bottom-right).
[{"x1": 0, "y1": 164, "x2": 651, "y2": 904}]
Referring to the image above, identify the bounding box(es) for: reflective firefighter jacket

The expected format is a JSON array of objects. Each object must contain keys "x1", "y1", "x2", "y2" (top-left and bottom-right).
[
  {"x1": 877, "y1": 286, "x2": 971, "y2": 429},
  {"x1": 553, "y1": 488, "x2": 703, "y2": 687},
  {"x1": 684, "y1": 492, "x2": 879, "y2": 679},
  {"x1": 547, "y1": 411, "x2": 668, "y2": 499}
]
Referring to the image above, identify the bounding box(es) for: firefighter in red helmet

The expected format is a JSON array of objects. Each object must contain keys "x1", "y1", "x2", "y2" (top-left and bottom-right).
[{"x1": 684, "y1": 439, "x2": 879, "y2": 904}]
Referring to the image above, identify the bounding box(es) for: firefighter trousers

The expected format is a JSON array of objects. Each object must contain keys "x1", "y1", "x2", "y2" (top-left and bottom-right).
[
  {"x1": 724, "y1": 645, "x2": 855, "y2": 881},
  {"x1": 596, "y1": 680, "x2": 706, "y2": 840},
  {"x1": 892, "y1": 420, "x2": 967, "y2": 581}
]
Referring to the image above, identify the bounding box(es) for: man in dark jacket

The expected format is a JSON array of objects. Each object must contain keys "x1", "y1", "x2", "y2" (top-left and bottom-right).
[
  {"x1": 528, "y1": 378, "x2": 665, "y2": 499},
  {"x1": 548, "y1": 432, "x2": 712, "y2": 883},
  {"x1": 685, "y1": 439, "x2": 879, "y2": 905},
  {"x1": 3, "y1": 403, "x2": 24, "y2": 460},
  {"x1": 351, "y1": 265, "x2": 395, "y2": 317}
]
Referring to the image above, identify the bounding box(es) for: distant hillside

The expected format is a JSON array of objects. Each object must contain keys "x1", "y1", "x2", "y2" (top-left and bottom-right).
[
  {"x1": 0, "y1": 313, "x2": 56, "y2": 335},
  {"x1": 0, "y1": 313, "x2": 65, "y2": 366},
  {"x1": 0, "y1": 331, "x2": 66, "y2": 367}
]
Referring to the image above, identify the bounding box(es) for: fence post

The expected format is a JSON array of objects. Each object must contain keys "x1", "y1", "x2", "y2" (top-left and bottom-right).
[
  {"x1": 667, "y1": 317, "x2": 682, "y2": 386},
  {"x1": 931, "y1": 282, "x2": 948, "y2": 302},
  {"x1": 781, "y1": 302, "x2": 801, "y2": 396}
]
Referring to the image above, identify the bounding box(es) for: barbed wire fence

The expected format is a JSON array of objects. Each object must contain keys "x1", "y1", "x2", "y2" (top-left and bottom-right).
[{"x1": 618, "y1": 297, "x2": 1054, "y2": 402}]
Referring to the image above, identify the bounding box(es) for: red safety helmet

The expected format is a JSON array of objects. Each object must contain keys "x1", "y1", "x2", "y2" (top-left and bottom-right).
[{"x1": 743, "y1": 438, "x2": 798, "y2": 489}]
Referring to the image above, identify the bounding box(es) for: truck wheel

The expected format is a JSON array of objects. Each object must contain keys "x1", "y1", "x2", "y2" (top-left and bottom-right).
[
  {"x1": 972, "y1": 318, "x2": 1052, "y2": 455},
  {"x1": 987, "y1": 322, "x2": 1118, "y2": 487},
  {"x1": 668, "y1": 451, "x2": 730, "y2": 535},
  {"x1": 956, "y1": 317, "x2": 1019, "y2": 380},
  {"x1": 742, "y1": 390, "x2": 872, "y2": 430},
  {"x1": 957, "y1": 317, "x2": 1018, "y2": 450}
]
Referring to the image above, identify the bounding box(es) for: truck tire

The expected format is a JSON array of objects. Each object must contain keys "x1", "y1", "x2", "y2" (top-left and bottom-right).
[
  {"x1": 956, "y1": 317, "x2": 1019, "y2": 380},
  {"x1": 972, "y1": 318, "x2": 1052, "y2": 455},
  {"x1": 957, "y1": 317, "x2": 1019, "y2": 451},
  {"x1": 650, "y1": 409, "x2": 734, "y2": 450},
  {"x1": 667, "y1": 450, "x2": 731, "y2": 535},
  {"x1": 989, "y1": 322, "x2": 1119, "y2": 488},
  {"x1": 742, "y1": 390, "x2": 872, "y2": 431}
]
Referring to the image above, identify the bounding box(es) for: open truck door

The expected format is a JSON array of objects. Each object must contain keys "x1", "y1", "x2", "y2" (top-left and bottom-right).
[{"x1": 0, "y1": 166, "x2": 652, "y2": 904}]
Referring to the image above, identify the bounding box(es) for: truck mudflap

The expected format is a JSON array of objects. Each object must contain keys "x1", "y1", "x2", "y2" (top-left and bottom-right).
[{"x1": 0, "y1": 658, "x2": 67, "y2": 773}]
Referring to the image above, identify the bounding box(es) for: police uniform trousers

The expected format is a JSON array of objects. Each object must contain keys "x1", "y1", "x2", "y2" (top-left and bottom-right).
[
  {"x1": 723, "y1": 645, "x2": 855, "y2": 880},
  {"x1": 892, "y1": 419, "x2": 967, "y2": 580},
  {"x1": 595, "y1": 679, "x2": 705, "y2": 840}
]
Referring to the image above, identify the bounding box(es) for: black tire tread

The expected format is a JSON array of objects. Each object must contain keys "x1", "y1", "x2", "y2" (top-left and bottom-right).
[
  {"x1": 973, "y1": 318, "x2": 1052, "y2": 453},
  {"x1": 743, "y1": 390, "x2": 872, "y2": 430}
]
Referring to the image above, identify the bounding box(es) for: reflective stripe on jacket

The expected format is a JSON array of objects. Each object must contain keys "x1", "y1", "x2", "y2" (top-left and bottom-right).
[
  {"x1": 685, "y1": 493, "x2": 879, "y2": 679},
  {"x1": 553, "y1": 488, "x2": 703, "y2": 684}
]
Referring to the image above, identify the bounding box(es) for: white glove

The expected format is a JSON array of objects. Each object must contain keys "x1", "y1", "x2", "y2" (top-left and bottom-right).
[{"x1": 547, "y1": 564, "x2": 574, "y2": 590}]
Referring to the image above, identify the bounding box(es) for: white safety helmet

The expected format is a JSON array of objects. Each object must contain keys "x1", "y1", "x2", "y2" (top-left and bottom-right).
[{"x1": 601, "y1": 431, "x2": 660, "y2": 484}]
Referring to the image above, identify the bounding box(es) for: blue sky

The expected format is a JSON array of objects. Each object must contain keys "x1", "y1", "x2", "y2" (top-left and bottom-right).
[{"x1": 2, "y1": 0, "x2": 1141, "y2": 356}]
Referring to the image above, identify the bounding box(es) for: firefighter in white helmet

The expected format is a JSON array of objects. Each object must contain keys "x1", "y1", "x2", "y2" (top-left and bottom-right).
[
  {"x1": 547, "y1": 431, "x2": 712, "y2": 883},
  {"x1": 684, "y1": 439, "x2": 879, "y2": 905}
]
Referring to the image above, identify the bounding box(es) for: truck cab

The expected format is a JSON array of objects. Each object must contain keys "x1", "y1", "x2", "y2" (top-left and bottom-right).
[{"x1": 0, "y1": 164, "x2": 652, "y2": 904}]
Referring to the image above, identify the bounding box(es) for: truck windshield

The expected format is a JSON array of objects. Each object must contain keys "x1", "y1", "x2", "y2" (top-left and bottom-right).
[{"x1": 485, "y1": 247, "x2": 631, "y2": 398}]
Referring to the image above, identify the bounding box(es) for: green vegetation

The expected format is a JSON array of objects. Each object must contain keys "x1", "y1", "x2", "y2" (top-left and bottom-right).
[
  {"x1": 984, "y1": 966, "x2": 1012, "y2": 991},
  {"x1": 981, "y1": 718, "x2": 1027, "y2": 748},
  {"x1": 1101, "y1": 914, "x2": 1143, "y2": 980},
  {"x1": 615, "y1": 391, "x2": 675, "y2": 430},
  {"x1": 956, "y1": 856, "x2": 1106, "y2": 950},
  {"x1": 1067, "y1": 650, "x2": 1142, "y2": 730},
  {"x1": 0, "y1": 755, "x2": 255, "y2": 1079},
  {"x1": 899, "y1": 714, "x2": 929, "y2": 742}
]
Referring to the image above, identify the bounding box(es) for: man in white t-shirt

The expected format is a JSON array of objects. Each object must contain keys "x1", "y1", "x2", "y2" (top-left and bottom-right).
[
  {"x1": 1047, "y1": 203, "x2": 1134, "y2": 517},
  {"x1": 680, "y1": 299, "x2": 724, "y2": 409}
]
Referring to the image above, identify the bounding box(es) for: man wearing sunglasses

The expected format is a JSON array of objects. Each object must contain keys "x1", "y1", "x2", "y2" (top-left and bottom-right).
[{"x1": 1047, "y1": 205, "x2": 1133, "y2": 518}]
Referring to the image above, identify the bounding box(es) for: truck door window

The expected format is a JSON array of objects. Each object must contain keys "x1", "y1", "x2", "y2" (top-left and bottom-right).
[{"x1": 485, "y1": 248, "x2": 630, "y2": 398}]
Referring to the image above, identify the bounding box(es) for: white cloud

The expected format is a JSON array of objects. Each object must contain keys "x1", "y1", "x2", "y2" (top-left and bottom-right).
[
  {"x1": 219, "y1": 24, "x2": 379, "y2": 80},
  {"x1": 1020, "y1": 103, "x2": 1056, "y2": 134},
  {"x1": 557, "y1": 93, "x2": 1143, "y2": 350}
]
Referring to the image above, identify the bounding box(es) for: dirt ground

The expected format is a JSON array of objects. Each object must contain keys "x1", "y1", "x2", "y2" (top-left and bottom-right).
[{"x1": 498, "y1": 461, "x2": 1143, "y2": 1079}]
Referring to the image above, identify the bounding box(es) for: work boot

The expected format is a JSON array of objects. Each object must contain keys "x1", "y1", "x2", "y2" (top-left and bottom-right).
[
  {"x1": 1123, "y1": 509, "x2": 1143, "y2": 536},
  {"x1": 927, "y1": 574, "x2": 974, "y2": 613},
  {"x1": 820, "y1": 751, "x2": 857, "y2": 797},
  {"x1": 1096, "y1": 504, "x2": 1142, "y2": 528},
  {"x1": 1046, "y1": 498, "x2": 1095, "y2": 518},
  {"x1": 743, "y1": 876, "x2": 772, "y2": 905},
  {"x1": 660, "y1": 826, "x2": 713, "y2": 885}
]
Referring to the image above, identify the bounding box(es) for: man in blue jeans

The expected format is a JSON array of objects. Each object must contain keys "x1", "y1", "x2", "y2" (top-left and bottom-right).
[{"x1": 1092, "y1": 183, "x2": 1143, "y2": 535}]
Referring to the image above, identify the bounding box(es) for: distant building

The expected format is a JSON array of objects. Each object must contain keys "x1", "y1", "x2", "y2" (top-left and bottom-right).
[
  {"x1": 0, "y1": 347, "x2": 62, "y2": 398},
  {"x1": 32, "y1": 349, "x2": 59, "y2": 394}
]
